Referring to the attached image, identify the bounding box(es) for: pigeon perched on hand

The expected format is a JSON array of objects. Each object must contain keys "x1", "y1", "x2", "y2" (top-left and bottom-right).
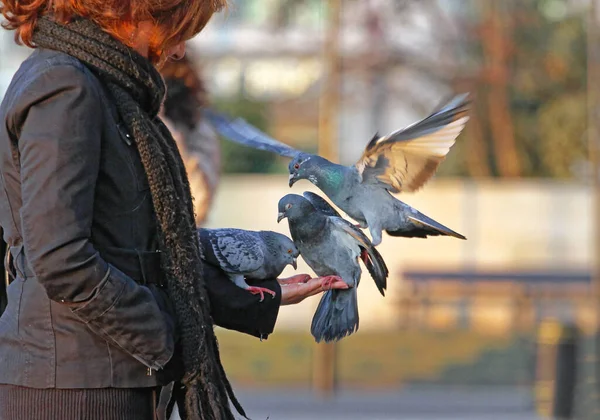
[
  {"x1": 205, "y1": 94, "x2": 469, "y2": 246},
  {"x1": 278, "y1": 192, "x2": 389, "y2": 342},
  {"x1": 199, "y1": 228, "x2": 306, "y2": 302}
]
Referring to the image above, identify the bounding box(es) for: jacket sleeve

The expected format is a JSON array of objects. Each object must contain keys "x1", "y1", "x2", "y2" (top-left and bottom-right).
[
  {"x1": 202, "y1": 262, "x2": 281, "y2": 340},
  {"x1": 9, "y1": 62, "x2": 173, "y2": 370}
]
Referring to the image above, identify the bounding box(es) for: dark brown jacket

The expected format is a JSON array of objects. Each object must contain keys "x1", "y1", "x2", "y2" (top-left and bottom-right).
[{"x1": 0, "y1": 49, "x2": 280, "y2": 389}]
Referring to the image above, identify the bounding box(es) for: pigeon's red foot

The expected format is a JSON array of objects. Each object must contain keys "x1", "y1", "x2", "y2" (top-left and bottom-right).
[
  {"x1": 316, "y1": 275, "x2": 344, "y2": 291},
  {"x1": 247, "y1": 286, "x2": 277, "y2": 302},
  {"x1": 278, "y1": 274, "x2": 312, "y2": 285}
]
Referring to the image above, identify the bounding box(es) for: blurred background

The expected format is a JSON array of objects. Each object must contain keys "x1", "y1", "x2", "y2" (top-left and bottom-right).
[{"x1": 1, "y1": 0, "x2": 598, "y2": 419}]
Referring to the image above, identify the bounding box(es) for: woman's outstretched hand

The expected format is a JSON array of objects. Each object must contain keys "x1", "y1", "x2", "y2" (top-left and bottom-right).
[{"x1": 279, "y1": 274, "x2": 349, "y2": 306}]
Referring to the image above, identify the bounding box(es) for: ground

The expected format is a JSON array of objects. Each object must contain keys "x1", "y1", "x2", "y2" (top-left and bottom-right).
[{"x1": 172, "y1": 385, "x2": 542, "y2": 420}]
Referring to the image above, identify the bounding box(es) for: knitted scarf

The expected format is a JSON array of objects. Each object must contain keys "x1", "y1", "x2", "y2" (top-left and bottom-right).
[{"x1": 32, "y1": 17, "x2": 244, "y2": 420}]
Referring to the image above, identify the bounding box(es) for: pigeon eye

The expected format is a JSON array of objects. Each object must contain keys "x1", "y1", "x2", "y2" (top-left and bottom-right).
[
  {"x1": 285, "y1": 203, "x2": 292, "y2": 210},
  {"x1": 294, "y1": 163, "x2": 300, "y2": 169},
  {"x1": 287, "y1": 249, "x2": 292, "y2": 254}
]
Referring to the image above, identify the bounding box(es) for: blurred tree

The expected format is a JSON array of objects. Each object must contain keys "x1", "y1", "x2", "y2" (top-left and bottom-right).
[
  {"x1": 345, "y1": 0, "x2": 587, "y2": 180},
  {"x1": 462, "y1": 0, "x2": 587, "y2": 179},
  {"x1": 479, "y1": 1, "x2": 522, "y2": 177},
  {"x1": 510, "y1": 0, "x2": 587, "y2": 179},
  {"x1": 212, "y1": 94, "x2": 288, "y2": 173}
]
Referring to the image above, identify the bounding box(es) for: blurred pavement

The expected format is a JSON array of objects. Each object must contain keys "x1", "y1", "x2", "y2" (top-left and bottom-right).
[{"x1": 173, "y1": 385, "x2": 542, "y2": 420}]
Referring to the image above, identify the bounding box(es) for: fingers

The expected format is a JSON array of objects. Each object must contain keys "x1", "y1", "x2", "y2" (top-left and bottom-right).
[
  {"x1": 317, "y1": 275, "x2": 348, "y2": 292},
  {"x1": 277, "y1": 273, "x2": 312, "y2": 285},
  {"x1": 280, "y1": 276, "x2": 351, "y2": 305},
  {"x1": 305, "y1": 277, "x2": 350, "y2": 295},
  {"x1": 301, "y1": 277, "x2": 332, "y2": 296},
  {"x1": 318, "y1": 277, "x2": 349, "y2": 292}
]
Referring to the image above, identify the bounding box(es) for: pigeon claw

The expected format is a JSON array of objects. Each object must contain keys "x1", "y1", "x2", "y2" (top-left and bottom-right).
[
  {"x1": 317, "y1": 275, "x2": 344, "y2": 291},
  {"x1": 278, "y1": 274, "x2": 312, "y2": 285},
  {"x1": 247, "y1": 286, "x2": 277, "y2": 302}
]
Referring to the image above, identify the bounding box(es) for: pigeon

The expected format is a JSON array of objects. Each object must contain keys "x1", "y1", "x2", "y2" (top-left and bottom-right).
[
  {"x1": 198, "y1": 228, "x2": 306, "y2": 302},
  {"x1": 277, "y1": 192, "x2": 389, "y2": 342},
  {"x1": 205, "y1": 94, "x2": 469, "y2": 246}
]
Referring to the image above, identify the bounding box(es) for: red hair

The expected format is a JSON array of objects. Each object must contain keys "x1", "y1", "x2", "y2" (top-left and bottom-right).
[{"x1": 0, "y1": 0, "x2": 226, "y2": 62}]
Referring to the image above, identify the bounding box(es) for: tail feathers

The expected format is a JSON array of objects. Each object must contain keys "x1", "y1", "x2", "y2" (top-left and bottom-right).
[
  {"x1": 311, "y1": 289, "x2": 359, "y2": 343},
  {"x1": 387, "y1": 212, "x2": 466, "y2": 240},
  {"x1": 362, "y1": 247, "x2": 388, "y2": 296}
]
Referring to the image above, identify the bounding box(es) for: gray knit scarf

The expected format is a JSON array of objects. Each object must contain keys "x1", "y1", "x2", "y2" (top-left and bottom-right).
[{"x1": 32, "y1": 16, "x2": 244, "y2": 420}]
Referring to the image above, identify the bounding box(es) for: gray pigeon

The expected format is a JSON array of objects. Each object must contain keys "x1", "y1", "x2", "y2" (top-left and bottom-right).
[
  {"x1": 277, "y1": 192, "x2": 389, "y2": 342},
  {"x1": 205, "y1": 95, "x2": 469, "y2": 246},
  {"x1": 199, "y1": 228, "x2": 302, "y2": 301}
]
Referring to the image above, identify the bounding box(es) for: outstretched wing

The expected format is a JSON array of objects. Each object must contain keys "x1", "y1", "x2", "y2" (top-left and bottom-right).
[
  {"x1": 329, "y1": 217, "x2": 388, "y2": 296},
  {"x1": 355, "y1": 93, "x2": 470, "y2": 193},
  {"x1": 199, "y1": 228, "x2": 264, "y2": 274},
  {"x1": 203, "y1": 109, "x2": 301, "y2": 158},
  {"x1": 302, "y1": 191, "x2": 342, "y2": 218}
]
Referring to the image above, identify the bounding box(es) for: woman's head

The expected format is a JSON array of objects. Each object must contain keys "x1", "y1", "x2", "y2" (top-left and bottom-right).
[
  {"x1": 0, "y1": 0, "x2": 226, "y2": 63},
  {"x1": 161, "y1": 49, "x2": 208, "y2": 129}
]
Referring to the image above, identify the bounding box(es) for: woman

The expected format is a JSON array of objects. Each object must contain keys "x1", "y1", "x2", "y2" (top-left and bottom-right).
[
  {"x1": 0, "y1": 1, "x2": 347, "y2": 419},
  {"x1": 159, "y1": 52, "x2": 220, "y2": 226}
]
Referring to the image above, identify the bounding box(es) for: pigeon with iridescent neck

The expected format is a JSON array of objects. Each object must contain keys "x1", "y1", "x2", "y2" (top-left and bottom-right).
[{"x1": 205, "y1": 94, "x2": 469, "y2": 246}]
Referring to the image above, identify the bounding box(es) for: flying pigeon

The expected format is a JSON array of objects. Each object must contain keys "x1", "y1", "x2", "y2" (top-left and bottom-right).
[
  {"x1": 277, "y1": 192, "x2": 389, "y2": 342},
  {"x1": 205, "y1": 94, "x2": 469, "y2": 246},
  {"x1": 198, "y1": 228, "x2": 306, "y2": 302}
]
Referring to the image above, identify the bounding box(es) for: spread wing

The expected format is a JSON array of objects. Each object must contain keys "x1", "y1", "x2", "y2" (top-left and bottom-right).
[
  {"x1": 203, "y1": 109, "x2": 301, "y2": 158},
  {"x1": 328, "y1": 217, "x2": 388, "y2": 296},
  {"x1": 302, "y1": 191, "x2": 342, "y2": 218},
  {"x1": 199, "y1": 228, "x2": 264, "y2": 274},
  {"x1": 355, "y1": 93, "x2": 470, "y2": 193}
]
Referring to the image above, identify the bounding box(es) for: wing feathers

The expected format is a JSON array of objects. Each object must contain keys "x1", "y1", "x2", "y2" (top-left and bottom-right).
[
  {"x1": 202, "y1": 229, "x2": 265, "y2": 274},
  {"x1": 203, "y1": 109, "x2": 301, "y2": 158},
  {"x1": 357, "y1": 94, "x2": 470, "y2": 193},
  {"x1": 329, "y1": 217, "x2": 388, "y2": 295}
]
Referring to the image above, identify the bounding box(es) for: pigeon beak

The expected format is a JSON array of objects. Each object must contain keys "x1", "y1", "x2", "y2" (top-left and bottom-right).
[
  {"x1": 291, "y1": 257, "x2": 297, "y2": 270},
  {"x1": 288, "y1": 173, "x2": 297, "y2": 187},
  {"x1": 277, "y1": 212, "x2": 286, "y2": 223}
]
